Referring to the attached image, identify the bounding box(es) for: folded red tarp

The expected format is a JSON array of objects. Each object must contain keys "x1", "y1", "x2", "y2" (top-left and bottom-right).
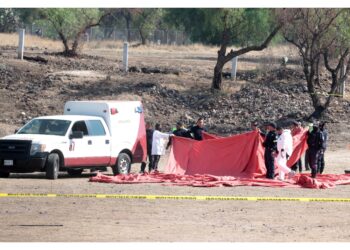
[{"x1": 90, "y1": 172, "x2": 350, "y2": 189}]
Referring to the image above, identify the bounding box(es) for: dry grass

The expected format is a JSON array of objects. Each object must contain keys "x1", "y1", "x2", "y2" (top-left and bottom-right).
[
  {"x1": 0, "y1": 32, "x2": 63, "y2": 50},
  {"x1": 0, "y1": 32, "x2": 299, "y2": 59}
]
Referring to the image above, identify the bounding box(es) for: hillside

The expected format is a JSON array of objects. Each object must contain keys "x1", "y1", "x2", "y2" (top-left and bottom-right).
[{"x1": 1, "y1": 36, "x2": 350, "y2": 149}]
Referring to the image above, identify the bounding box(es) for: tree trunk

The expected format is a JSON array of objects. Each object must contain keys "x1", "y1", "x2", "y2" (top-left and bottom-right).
[
  {"x1": 139, "y1": 29, "x2": 147, "y2": 45},
  {"x1": 57, "y1": 31, "x2": 70, "y2": 55},
  {"x1": 125, "y1": 16, "x2": 131, "y2": 42},
  {"x1": 212, "y1": 62, "x2": 224, "y2": 90},
  {"x1": 309, "y1": 105, "x2": 326, "y2": 119}
]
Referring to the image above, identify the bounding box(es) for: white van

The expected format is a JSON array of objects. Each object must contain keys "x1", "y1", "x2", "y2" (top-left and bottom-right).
[{"x1": 0, "y1": 101, "x2": 147, "y2": 179}]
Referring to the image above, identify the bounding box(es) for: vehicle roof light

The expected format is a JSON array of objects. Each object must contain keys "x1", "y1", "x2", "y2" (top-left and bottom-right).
[{"x1": 110, "y1": 108, "x2": 118, "y2": 115}]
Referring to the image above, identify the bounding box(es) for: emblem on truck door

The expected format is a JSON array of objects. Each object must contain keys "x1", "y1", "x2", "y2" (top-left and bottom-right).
[{"x1": 135, "y1": 106, "x2": 143, "y2": 113}]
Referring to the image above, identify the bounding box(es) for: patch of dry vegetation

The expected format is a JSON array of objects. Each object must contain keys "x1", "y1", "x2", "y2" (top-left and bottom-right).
[{"x1": 0, "y1": 32, "x2": 63, "y2": 50}]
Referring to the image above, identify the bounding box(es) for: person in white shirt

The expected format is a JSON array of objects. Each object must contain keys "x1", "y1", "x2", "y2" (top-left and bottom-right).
[
  {"x1": 151, "y1": 123, "x2": 172, "y2": 172},
  {"x1": 274, "y1": 126, "x2": 295, "y2": 181}
]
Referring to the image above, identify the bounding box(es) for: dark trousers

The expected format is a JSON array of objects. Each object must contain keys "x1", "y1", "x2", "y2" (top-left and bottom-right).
[
  {"x1": 308, "y1": 148, "x2": 320, "y2": 178},
  {"x1": 317, "y1": 149, "x2": 325, "y2": 174},
  {"x1": 140, "y1": 153, "x2": 153, "y2": 172},
  {"x1": 304, "y1": 149, "x2": 310, "y2": 170},
  {"x1": 291, "y1": 158, "x2": 302, "y2": 173},
  {"x1": 151, "y1": 155, "x2": 161, "y2": 171},
  {"x1": 264, "y1": 149, "x2": 275, "y2": 179}
]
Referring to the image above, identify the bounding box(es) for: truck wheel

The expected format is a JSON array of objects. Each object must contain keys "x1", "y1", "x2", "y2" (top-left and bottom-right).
[
  {"x1": 112, "y1": 153, "x2": 131, "y2": 175},
  {"x1": 45, "y1": 153, "x2": 60, "y2": 180},
  {"x1": 0, "y1": 171, "x2": 10, "y2": 178},
  {"x1": 67, "y1": 168, "x2": 83, "y2": 177}
]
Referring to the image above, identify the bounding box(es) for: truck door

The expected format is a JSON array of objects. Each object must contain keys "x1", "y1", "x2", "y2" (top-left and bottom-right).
[
  {"x1": 65, "y1": 120, "x2": 96, "y2": 167},
  {"x1": 85, "y1": 119, "x2": 111, "y2": 165}
]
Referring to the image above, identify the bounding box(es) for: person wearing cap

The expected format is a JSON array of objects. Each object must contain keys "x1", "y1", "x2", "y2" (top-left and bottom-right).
[
  {"x1": 317, "y1": 122, "x2": 328, "y2": 174},
  {"x1": 262, "y1": 122, "x2": 278, "y2": 179},
  {"x1": 275, "y1": 126, "x2": 295, "y2": 181},
  {"x1": 290, "y1": 121, "x2": 303, "y2": 173},
  {"x1": 306, "y1": 123, "x2": 324, "y2": 178},
  {"x1": 151, "y1": 123, "x2": 173, "y2": 173}
]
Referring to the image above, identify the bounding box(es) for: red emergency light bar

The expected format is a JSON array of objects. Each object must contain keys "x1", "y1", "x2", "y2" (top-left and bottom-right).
[{"x1": 110, "y1": 108, "x2": 118, "y2": 115}]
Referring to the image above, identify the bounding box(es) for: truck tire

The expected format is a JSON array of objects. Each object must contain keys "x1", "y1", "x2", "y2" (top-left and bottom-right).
[
  {"x1": 67, "y1": 168, "x2": 83, "y2": 177},
  {"x1": 45, "y1": 153, "x2": 60, "y2": 180},
  {"x1": 0, "y1": 171, "x2": 10, "y2": 178},
  {"x1": 112, "y1": 153, "x2": 131, "y2": 175}
]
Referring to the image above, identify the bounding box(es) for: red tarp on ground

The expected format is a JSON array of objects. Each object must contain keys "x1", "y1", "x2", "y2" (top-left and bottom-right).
[
  {"x1": 90, "y1": 172, "x2": 350, "y2": 189},
  {"x1": 89, "y1": 130, "x2": 350, "y2": 189}
]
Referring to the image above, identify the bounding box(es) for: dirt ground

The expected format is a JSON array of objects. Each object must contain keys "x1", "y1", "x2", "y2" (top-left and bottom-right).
[
  {"x1": 1, "y1": 37, "x2": 350, "y2": 242},
  {"x1": 0, "y1": 148, "x2": 350, "y2": 242}
]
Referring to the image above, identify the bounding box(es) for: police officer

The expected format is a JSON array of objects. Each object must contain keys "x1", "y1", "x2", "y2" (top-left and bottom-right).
[
  {"x1": 307, "y1": 123, "x2": 324, "y2": 178},
  {"x1": 317, "y1": 122, "x2": 328, "y2": 174},
  {"x1": 166, "y1": 121, "x2": 192, "y2": 149},
  {"x1": 262, "y1": 122, "x2": 278, "y2": 179},
  {"x1": 190, "y1": 118, "x2": 206, "y2": 141}
]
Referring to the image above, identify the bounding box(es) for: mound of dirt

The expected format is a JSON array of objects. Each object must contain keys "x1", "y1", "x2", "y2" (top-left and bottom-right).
[{"x1": 1, "y1": 46, "x2": 350, "y2": 149}]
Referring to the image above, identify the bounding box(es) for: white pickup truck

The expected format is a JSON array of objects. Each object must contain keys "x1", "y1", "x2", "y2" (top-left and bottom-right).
[{"x1": 0, "y1": 101, "x2": 147, "y2": 179}]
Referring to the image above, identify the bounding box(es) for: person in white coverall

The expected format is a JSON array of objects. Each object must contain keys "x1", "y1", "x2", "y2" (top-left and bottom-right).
[
  {"x1": 274, "y1": 127, "x2": 295, "y2": 181},
  {"x1": 151, "y1": 123, "x2": 172, "y2": 172}
]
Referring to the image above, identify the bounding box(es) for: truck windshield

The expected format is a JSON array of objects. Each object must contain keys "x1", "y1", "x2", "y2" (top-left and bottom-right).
[{"x1": 18, "y1": 119, "x2": 71, "y2": 136}]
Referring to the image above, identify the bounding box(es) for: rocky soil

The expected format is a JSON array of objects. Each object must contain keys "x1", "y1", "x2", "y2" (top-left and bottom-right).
[{"x1": 1, "y1": 46, "x2": 350, "y2": 149}]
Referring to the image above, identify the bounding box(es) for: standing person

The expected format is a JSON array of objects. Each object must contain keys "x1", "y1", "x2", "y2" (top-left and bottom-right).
[
  {"x1": 307, "y1": 123, "x2": 324, "y2": 178},
  {"x1": 317, "y1": 122, "x2": 328, "y2": 174},
  {"x1": 251, "y1": 121, "x2": 266, "y2": 137},
  {"x1": 262, "y1": 122, "x2": 278, "y2": 179},
  {"x1": 140, "y1": 122, "x2": 154, "y2": 173},
  {"x1": 275, "y1": 126, "x2": 295, "y2": 181},
  {"x1": 166, "y1": 121, "x2": 192, "y2": 149},
  {"x1": 190, "y1": 118, "x2": 206, "y2": 141},
  {"x1": 290, "y1": 120, "x2": 303, "y2": 173},
  {"x1": 151, "y1": 123, "x2": 172, "y2": 173}
]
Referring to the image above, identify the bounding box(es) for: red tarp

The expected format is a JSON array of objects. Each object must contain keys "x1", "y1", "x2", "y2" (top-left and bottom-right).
[
  {"x1": 89, "y1": 130, "x2": 350, "y2": 189},
  {"x1": 90, "y1": 172, "x2": 350, "y2": 189}
]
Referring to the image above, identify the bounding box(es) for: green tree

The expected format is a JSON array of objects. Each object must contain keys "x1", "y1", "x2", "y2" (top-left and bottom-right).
[
  {"x1": 40, "y1": 8, "x2": 109, "y2": 56},
  {"x1": 0, "y1": 8, "x2": 19, "y2": 32},
  {"x1": 210, "y1": 9, "x2": 283, "y2": 90},
  {"x1": 132, "y1": 8, "x2": 163, "y2": 45},
  {"x1": 165, "y1": 9, "x2": 282, "y2": 90}
]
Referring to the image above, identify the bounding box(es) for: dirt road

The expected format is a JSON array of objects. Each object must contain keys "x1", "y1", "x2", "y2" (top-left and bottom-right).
[{"x1": 1, "y1": 149, "x2": 349, "y2": 242}]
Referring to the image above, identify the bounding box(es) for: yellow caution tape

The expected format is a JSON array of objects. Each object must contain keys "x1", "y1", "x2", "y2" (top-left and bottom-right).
[{"x1": 0, "y1": 193, "x2": 349, "y2": 202}]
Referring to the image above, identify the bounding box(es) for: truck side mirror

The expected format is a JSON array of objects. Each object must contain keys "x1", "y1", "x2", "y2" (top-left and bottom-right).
[
  {"x1": 69, "y1": 131, "x2": 84, "y2": 139},
  {"x1": 14, "y1": 129, "x2": 19, "y2": 133}
]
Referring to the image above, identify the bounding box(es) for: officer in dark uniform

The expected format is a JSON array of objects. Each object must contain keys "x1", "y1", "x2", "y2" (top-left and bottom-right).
[
  {"x1": 317, "y1": 122, "x2": 328, "y2": 174},
  {"x1": 307, "y1": 123, "x2": 324, "y2": 178},
  {"x1": 262, "y1": 122, "x2": 278, "y2": 179},
  {"x1": 140, "y1": 122, "x2": 154, "y2": 173},
  {"x1": 190, "y1": 117, "x2": 206, "y2": 141},
  {"x1": 166, "y1": 121, "x2": 192, "y2": 149}
]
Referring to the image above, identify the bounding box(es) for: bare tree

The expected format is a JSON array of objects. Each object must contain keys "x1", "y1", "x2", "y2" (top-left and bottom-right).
[{"x1": 280, "y1": 8, "x2": 350, "y2": 119}]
